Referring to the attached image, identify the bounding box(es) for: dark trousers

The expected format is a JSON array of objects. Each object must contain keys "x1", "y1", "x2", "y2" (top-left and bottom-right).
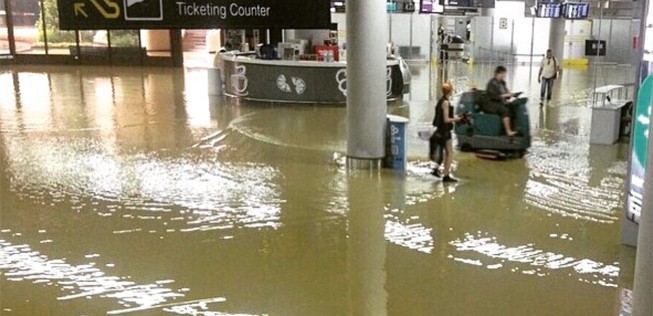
[{"x1": 540, "y1": 77, "x2": 554, "y2": 101}]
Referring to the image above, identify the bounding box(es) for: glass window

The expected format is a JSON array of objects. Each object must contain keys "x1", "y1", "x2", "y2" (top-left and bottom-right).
[
  {"x1": 141, "y1": 30, "x2": 171, "y2": 57},
  {"x1": 0, "y1": 1, "x2": 9, "y2": 54},
  {"x1": 78, "y1": 29, "x2": 109, "y2": 58},
  {"x1": 109, "y1": 30, "x2": 142, "y2": 62},
  {"x1": 39, "y1": 0, "x2": 75, "y2": 55},
  {"x1": 109, "y1": 30, "x2": 139, "y2": 48},
  {"x1": 11, "y1": 0, "x2": 41, "y2": 54}
]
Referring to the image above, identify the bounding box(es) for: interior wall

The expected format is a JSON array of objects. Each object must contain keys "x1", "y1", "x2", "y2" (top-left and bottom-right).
[
  {"x1": 331, "y1": 13, "x2": 347, "y2": 46},
  {"x1": 390, "y1": 13, "x2": 431, "y2": 60},
  {"x1": 333, "y1": 12, "x2": 430, "y2": 61},
  {"x1": 472, "y1": 16, "x2": 550, "y2": 63},
  {"x1": 472, "y1": 16, "x2": 494, "y2": 61},
  {"x1": 333, "y1": 10, "x2": 640, "y2": 66},
  {"x1": 565, "y1": 20, "x2": 592, "y2": 60},
  {"x1": 591, "y1": 19, "x2": 640, "y2": 65}
]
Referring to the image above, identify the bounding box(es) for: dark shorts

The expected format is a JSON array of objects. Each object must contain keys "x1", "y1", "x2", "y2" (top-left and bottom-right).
[
  {"x1": 430, "y1": 130, "x2": 452, "y2": 143},
  {"x1": 482, "y1": 102, "x2": 510, "y2": 118},
  {"x1": 429, "y1": 131, "x2": 452, "y2": 164}
]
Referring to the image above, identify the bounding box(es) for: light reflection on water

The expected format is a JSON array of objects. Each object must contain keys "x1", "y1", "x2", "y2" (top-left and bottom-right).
[
  {"x1": 525, "y1": 135, "x2": 625, "y2": 223},
  {"x1": 2, "y1": 134, "x2": 283, "y2": 233},
  {"x1": 0, "y1": 237, "x2": 263, "y2": 315},
  {"x1": 0, "y1": 239, "x2": 183, "y2": 312},
  {"x1": 450, "y1": 233, "x2": 620, "y2": 288},
  {"x1": 385, "y1": 215, "x2": 434, "y2": 254}
]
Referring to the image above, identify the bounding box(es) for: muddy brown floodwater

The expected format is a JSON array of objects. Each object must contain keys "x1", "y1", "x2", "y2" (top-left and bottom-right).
[{"x1": 0, "y1": 64, "x2": 636, "y2": 315}]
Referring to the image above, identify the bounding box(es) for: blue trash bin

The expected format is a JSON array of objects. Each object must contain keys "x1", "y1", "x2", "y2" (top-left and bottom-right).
[{"x1": 384, "y1": 114, "x2": 410, "y2": 171}]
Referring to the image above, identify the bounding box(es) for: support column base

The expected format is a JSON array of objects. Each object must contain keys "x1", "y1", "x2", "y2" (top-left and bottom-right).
[{"x1": 346, "y1": 157, "x2": 383, "y2": 171}]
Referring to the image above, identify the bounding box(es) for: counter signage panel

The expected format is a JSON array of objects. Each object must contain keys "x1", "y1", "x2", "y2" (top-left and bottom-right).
[
  {"x1": 221, "y1": 59, "x2": 405, "y2": 103},
  {"x1": 57, "y1": 0, "x2": 332, "y2": 30}
]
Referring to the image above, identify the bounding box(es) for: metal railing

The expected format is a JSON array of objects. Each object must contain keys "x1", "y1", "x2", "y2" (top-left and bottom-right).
[{"x1": 476, "y1": 47, "x2": 545, "y2": 65}]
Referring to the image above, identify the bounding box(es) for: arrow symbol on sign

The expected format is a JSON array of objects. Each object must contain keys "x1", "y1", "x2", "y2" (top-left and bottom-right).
[
  {"x1": 74, "y1": 3, "x2": 88, "y2": 17},
  {"x1": 90, "y1": 0, "x2": 121, "y2": 19}
]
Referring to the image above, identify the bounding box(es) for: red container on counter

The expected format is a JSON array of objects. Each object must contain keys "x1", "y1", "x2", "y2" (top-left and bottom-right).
[{"x1": 314, "y1": 45, "x2": 339, "y2": 62}]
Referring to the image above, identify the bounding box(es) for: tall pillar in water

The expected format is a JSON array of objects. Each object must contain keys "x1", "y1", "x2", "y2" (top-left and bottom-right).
[
  {"x1": 346, "y1": 0, "x2": 387, "y2": 168},
  {"x1": 548, "y1": 19, "x2": 566, "y2": 60},
  {"x1": 633, "y1": 127, "x2": 653, "y2": 315}
]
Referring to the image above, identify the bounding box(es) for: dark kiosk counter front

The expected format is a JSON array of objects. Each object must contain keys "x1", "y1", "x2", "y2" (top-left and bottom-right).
[{"x1": 218, "y1": 53, "x2": 411, "y2": 103}]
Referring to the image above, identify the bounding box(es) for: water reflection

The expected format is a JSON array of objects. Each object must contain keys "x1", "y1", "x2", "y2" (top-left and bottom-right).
[
  {"x1": 0, "y1": 238, "x2": 225, "y2": 314},
  {"x1": 0, "y1": 234, "x2": 257, "y2": 315},
  {"x1": 347, "y1": 173, "x2": 387, "y2": 316},
  {"x1": 450, "y1": 232, "x2": 620, "y2": 287},
  {"x1": 525, "y1": 135, "x2": 625, "y2": 223}
]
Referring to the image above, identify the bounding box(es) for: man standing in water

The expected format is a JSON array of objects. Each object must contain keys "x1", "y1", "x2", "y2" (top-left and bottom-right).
[{"x1": 538, "y1": 49, "x2": 560, "y2": 106}]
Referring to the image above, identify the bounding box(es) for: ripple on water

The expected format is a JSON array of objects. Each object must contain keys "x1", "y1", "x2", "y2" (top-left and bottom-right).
[
  {"x1": 449, "y1": 232, "x2": 619, "y2": 287},
  {"x1": 0, "y1": 239, "x2": 182, "y2": 309},
  {"x1": 322, "y1": 162, "x2": 442, "y2": 254},
  {"x1": 524, "y1": 137, "x2": 624, "y2": 224},
  {"x1": 3, "y1": 135, "x2": 283, "y2": 234},
  {"x1": 0, "y1": 238, "x2": 264, "y2": 315}
]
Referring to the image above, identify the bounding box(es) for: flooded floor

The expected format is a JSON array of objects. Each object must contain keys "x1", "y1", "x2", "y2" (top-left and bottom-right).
[{"x1": 0, "y1": 63, "x2": 636, "y2": 315}]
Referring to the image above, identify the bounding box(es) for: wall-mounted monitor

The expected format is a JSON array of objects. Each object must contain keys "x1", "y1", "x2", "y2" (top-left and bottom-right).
[
  {"x1": 447, "y1": 0, "x2": 474, "y2": 7},
  {"x1": 562, "y1": 2, "x2": 590, "y2": 19},
  {"x1": 387, "y1": 1, "x2": 398, "y2": 12},
  {"x1": 585, "y1": 40, "x2": 606, "y2": 56},
  {"x1": 420, "y1": 0, "x2": 444, "y2": 13},
  {"x1": 331, "y1": 1, "x2": 345, "y2": 13},
  {"x1": 403, "y1": 1, "x2": 416, "y2": 12},
  {"x1": 536, "y1": 2, "x2": 561, "y2": 18}
]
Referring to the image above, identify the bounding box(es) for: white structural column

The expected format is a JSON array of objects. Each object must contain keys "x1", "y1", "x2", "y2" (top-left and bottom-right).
[
  {"x1": 548, "y1": 19, "x2": 566, "y2": 59},
  {"x1": 633, "y1": 129, "x2": 653, "y2": 315},
  {"x1": 346, "y1": 0, "x2": 388, "y2": 167},
  {"x1": 347, "y1": 174, "x2": 387, "y2": 315}
]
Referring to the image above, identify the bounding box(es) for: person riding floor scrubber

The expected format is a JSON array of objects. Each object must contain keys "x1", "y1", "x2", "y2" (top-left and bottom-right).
[{"x1": 453, "y1": 67, "x2": 531, "y2": 158}]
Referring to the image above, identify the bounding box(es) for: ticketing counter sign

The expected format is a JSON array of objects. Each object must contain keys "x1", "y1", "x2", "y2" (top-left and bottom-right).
[{"x1": 57, "y1": 0, "x2": 332, "y2": 30}]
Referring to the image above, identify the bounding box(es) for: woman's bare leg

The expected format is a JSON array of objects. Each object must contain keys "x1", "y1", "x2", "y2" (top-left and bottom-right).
[{"x1": 443, "y1": 139, "x2": 453, "y2": 176}]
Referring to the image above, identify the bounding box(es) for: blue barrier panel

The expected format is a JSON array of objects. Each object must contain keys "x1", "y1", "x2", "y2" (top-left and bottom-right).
[{"x1": 385, "y1": 115, "x2": 410, "y2": 172}]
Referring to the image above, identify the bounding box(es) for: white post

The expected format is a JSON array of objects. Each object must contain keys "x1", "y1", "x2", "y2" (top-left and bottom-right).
[
  {"x1": 549, "y1": 19, "x2": 566, "y2": 62},
  {"x1": 347, "y1": 174, "x2": 387, "y2": 315},
  {"x1": 346, "y1": 0, "x2": 388, "y2": 169}
]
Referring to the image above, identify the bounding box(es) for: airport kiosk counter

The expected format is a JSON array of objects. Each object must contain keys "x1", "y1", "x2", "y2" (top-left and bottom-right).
[{"x1": 218, "y1": 53, "x2": 410, "y2": 103}]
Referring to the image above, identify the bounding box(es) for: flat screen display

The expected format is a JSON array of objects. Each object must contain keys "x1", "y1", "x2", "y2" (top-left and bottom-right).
[
  {"x1": 562, "y1": 2, "x2": 590, "y2": 19},
  {"x1": 387, "y1": 2, "x2": 398, "y2": 12},
  {"x1": 585, "y1": 40, "x2": 606, "y2": 56},
  {"x1": 537, "y1": 3, "x2": 561, "y2": 18},
  {"x1": 420, "y1": 0, "x2": 445, "y2": 13},
  {"x1": 447, "y1": 0, "x2": 474, "y2": 7}
]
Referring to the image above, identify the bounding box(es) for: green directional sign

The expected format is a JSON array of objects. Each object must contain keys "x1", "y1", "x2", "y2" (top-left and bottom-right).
[
  {"x1": 625, "y1": 74, "x2": 652, "y2": 224},
  {"x1": 57, "y1": 0, "x2": 332, "y2": 30},
  {"x1": 633, "y1": 77, "x2": 651, "y2": 166}
]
